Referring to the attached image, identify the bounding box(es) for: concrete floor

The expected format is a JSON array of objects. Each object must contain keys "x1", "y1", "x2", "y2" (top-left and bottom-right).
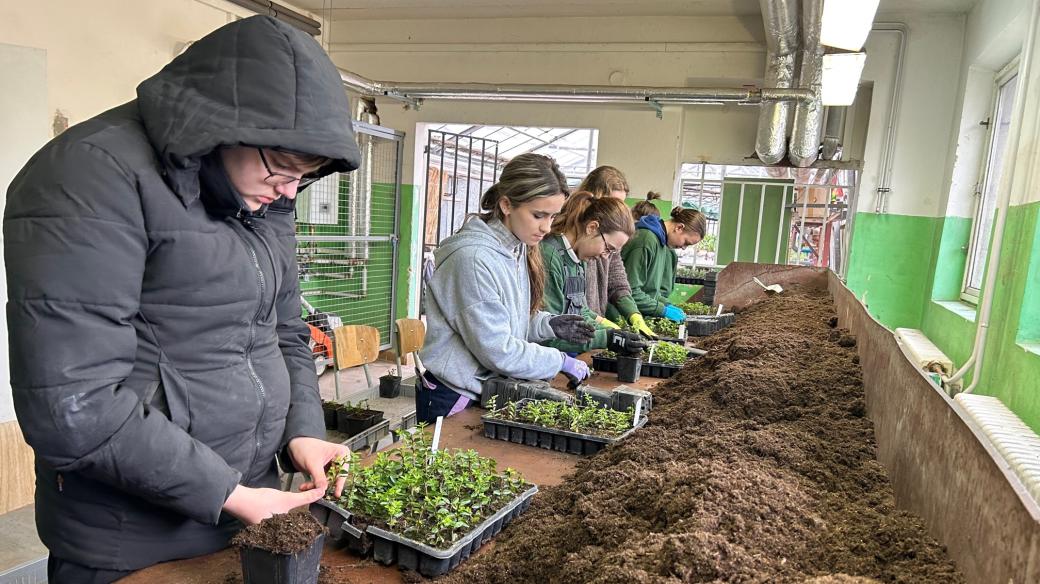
[{"x1": 0, "y1": 504, "x2": 47, "y2": 581}]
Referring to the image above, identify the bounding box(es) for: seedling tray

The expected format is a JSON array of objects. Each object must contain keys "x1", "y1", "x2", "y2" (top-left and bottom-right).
[
  {"x1": 481, "y1": 399, "x2": 648, "y2": 455},
  {"x1": 686, "y1": 313, "x2": 735, "y2": 336},
  {"x1": 592, "y1": 353, "x2": 695, "y2": 379},
  {"x1": 311, "y1": 486, "x2": 539, "y2": 578}
]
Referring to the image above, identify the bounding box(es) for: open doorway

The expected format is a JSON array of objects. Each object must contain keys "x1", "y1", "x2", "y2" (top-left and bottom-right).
[
  {"x1": 678, "y1": 163, "x2": 860, "y2": 276},
  {"x1": 416, "y1": 123, "x2": 598, "y2": 313}
]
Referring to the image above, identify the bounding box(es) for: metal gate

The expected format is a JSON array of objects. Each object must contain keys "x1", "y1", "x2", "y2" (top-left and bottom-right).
[
  {"x1": 419, "y1": 130, "x2": 502, "y2": 313},
  {"x1": 295, "y1": 121, "x2": 404, "y2": 348}
]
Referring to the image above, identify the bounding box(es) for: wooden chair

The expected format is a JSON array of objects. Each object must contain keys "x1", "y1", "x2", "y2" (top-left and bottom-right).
[
  {"x1": 331, "y1": 324, "x2": 381, "y2": 400},
  {"x1": 394, "y1": 318, "x2": 426, "y2": 379}
]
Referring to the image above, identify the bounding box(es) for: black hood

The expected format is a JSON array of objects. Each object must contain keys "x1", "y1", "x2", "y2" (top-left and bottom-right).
[{"x1": 136, "y1": 15, "x2": 361, "y2": 206}]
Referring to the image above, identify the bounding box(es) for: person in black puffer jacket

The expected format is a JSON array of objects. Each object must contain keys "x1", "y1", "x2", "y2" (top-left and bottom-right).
[{"x1": 4, "y1": 15, "x2": 362, "y2": 583}]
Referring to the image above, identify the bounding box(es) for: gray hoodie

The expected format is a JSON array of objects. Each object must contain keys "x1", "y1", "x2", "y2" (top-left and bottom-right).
[{"x1": 420, "y1": 217, "x2": 566, "y2": 400}]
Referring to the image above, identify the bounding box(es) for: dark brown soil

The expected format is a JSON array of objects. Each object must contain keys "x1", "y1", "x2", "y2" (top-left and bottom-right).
[
  {"x1": 442, "y1": 285, "x2": 963, "y2": 583},
  {"x1": 230, "y1": 512, "x2": 325, "y2": 555}
]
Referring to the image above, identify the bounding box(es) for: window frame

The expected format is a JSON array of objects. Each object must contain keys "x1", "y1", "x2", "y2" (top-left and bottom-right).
[{"x1": 962, "y1": 59, "x2": 1020, "y2": 303}]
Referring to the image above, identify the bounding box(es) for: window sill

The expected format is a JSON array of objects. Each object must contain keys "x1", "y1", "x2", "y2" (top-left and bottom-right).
[
  {"x1": 933, "y1": 300, "x2": 978, "y2": 323},
  {"x1": 1019, "y1": 342, "x2": 1040, "y2": 358}
]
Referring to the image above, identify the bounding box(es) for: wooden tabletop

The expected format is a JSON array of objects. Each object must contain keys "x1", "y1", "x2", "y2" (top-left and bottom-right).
[{"x1": 120, "y1": 361, "x2": 663, "y2": 583}]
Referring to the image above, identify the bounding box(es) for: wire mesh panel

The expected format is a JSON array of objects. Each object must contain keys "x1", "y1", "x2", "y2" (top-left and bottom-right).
[{"x1": 295, "y1": 123, "x2": 403, "y2": 348}]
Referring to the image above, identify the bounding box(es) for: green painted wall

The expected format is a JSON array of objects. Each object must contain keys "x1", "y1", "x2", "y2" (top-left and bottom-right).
[
  {"x1": 846, "y1": 212, "x2": 942, "y2": 329},
  {"x1": 625, "y1": 196, "x2": 671, "y2": 218},
  {"x1": 978, "y1": 201, "x2": 1040, "y2": 433},
  {"x1": 847, "y1": 204, "x2": 1040, "y2": 433},
  {"x1": 396, "y1": 183, "x2": 418, "y2": 322}
]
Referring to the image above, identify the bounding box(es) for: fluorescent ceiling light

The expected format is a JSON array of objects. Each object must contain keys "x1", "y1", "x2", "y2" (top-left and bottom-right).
[
  {"x1": 821, "y1": 53, "x2": 867, "y2": 106},
  {"x1": 821, "y1": 0, "x2": 881, "y2": 51}
]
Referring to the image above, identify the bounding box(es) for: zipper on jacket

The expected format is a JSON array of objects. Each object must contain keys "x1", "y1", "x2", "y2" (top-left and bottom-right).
[{"x1": 231, "y1": 219, "x2": 269, "y2": 478}]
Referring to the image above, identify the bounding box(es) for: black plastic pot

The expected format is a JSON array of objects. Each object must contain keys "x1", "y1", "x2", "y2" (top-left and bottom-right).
[
  {"x1": 337, "y1": 409, "x2": 385, "y2": 436},
  {"x1": 321, "y1": 403, "x2": 338, "y2": 430},
  {"x1": 379, "y1": 374, "x2": 402, "y2": 398},
  {"x1": 239, "y1": 533, "x2": 324, "y2": 584},
  {"x1": 617, "y1": 356, "x2": 642, "y2": 383}
]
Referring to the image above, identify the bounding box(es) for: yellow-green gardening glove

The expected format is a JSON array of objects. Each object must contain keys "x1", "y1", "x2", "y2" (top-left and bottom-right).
[
  {"x1": 628, "y1": 313, "x2": 657, "y2": 339},
  {"x1": 596, "y1": 316, "x2": 621, "y2": 330}
]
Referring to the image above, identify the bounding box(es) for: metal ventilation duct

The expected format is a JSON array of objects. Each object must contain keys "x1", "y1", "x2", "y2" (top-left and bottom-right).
[
  {"x1": 755, "y1": 0, "x2": 801, "y2": 164},
  {"x1": 789, "y1": 0, "x2": 825, "y2": 167}
]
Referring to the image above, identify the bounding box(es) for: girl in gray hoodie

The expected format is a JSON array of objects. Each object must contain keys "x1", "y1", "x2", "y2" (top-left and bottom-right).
[{"x1": 417, "y1": 154, "x2": 596, "y2": 423}]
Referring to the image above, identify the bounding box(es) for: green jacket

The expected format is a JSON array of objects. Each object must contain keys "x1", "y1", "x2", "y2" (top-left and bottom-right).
[
  {"x1": 620, "y1": 224, "x2": 677, "y2": 317},
  {"x1": 540, "y1": 235, "x2": 609, "y2": 352}
]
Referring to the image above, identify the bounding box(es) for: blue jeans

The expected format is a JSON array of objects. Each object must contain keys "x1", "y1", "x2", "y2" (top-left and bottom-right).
[{"x1": 415, "y1": 371, "x2": 470, "y2": 424}]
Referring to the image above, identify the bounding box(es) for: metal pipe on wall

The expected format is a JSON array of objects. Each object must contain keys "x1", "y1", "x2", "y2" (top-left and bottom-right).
[
  {"x1": 338, "y1": 71, "x2": 814, "y2": 107},
  {"x1": 755, "y1": 0, "x2": 801, "y2": 164},
  {"x1": 821, "y1": 106, "x2": 848, "y2": 160},
  {"x1": 789, "y1": 0, "x2": 825, "y2": 167},
  {"x1": 947, "y1": 0, "x2": 1040, "y2": 394},
  {"x1": 872, "y1": 23, "x2": 909, "y2": 214}
]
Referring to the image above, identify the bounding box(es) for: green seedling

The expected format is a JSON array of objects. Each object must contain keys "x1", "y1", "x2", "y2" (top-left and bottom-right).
[
  {"x1": 487, "y1": 394, "x2": 635, "y2": 437},
  {"x1": 325, "y1": 424, "x2": 529, "y2": 549}
]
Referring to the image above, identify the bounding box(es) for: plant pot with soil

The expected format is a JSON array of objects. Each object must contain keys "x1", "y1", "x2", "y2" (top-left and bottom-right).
[
  {"x1": 378, "y1": 374, "x2": 402, "y2": 398},
  {"x1": 313, "y1": 427, "x2": 537, "y2": 577},
  {"x1": 336, "y1": 400, "x2": 384, "y2": 436},
  {"x1": 232, "y1": 512, "x2": 326, "y2": 584},
  {"x1": 321, "y1": 401, "x2": 339, "y2": 430}
]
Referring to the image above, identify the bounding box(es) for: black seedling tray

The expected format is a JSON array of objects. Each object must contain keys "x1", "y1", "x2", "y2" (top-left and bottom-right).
[
  {"x1": 686, "y1": 313, "x2": 735, "y2": 336},
  {"x1": 481, "y1": 398, "x2": 648, "y2": 455},
  {"x1": 312, "y1": 487, "x2": 538, "y2": 578},
  {"x1": 592, "y1": 352, "x2": 695, "y2": 378}
]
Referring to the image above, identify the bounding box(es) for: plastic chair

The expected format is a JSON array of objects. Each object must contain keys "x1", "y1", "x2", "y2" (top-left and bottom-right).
[{"x1": 331, "y1": 324, "x2": 380, "y2": 400}]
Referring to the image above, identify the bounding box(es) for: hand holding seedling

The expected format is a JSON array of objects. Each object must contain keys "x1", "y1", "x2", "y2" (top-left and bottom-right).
[{"x1": 287, "y1": 436, "x2": 352, "y2": 497}]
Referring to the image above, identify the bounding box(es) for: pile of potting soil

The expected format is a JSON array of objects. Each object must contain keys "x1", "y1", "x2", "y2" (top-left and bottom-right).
[
  {"x1": 230, "y1": 512, "x2": 325, "y2": 555},
  {"x1": 444, "y1": 286, "x2": 963, "y2": 583}
]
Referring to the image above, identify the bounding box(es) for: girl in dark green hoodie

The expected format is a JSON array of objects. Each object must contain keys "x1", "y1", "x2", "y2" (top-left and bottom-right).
[{"x1": 621, "y1": 206, "x2": 708, "y2": 321}]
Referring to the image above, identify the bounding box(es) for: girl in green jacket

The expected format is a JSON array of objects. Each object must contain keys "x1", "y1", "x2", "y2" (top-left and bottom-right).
[
  {"x1": 621, "y1": 207, "x2": 708, "y2": 321},
  {"x1": 541, "y1": 192, "x2": 647, "y2": 354}
]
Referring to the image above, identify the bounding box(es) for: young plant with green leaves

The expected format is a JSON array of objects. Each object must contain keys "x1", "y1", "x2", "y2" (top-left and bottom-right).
[
  {"x1": 646, "y1": 341, "x2": 689, "y2": 365},
  {"x1": 679, "y1": 302, "x2": 713, "y2": 316},
  {"x1": 324, "y1": 426, "x2": 529, "y2": 550},
  {"x1": 646, "y1": 317, "x2": 681, "y2": 338},
  {"x1": 487, "y1": 394, "x2": 635, "y2": 437}
]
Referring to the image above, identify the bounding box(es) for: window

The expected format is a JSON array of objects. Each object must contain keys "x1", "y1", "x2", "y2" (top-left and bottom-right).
[{"x1": 963, "y1": 67, "x2": 1019, "y2": 302}]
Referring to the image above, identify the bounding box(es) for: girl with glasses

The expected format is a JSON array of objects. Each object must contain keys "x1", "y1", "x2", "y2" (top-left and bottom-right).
[{"x1": 539, "y1": 192, "x2": 648, "y2": 354}]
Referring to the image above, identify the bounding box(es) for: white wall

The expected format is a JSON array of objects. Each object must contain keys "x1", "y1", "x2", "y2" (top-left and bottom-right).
[
  {"x1": 331, "y1": 15, "x2": 771, "y2": 197},
  {"x1": 938, "y1": 0, "x2": 1034, "y2": 217},
  {"x1": 855, "y1": 14, "x2": 967, "y2": 217},
  {"x1": 0, "y1": 44, "x2": 47, "y2": 423},
  {"x1": 0, "y1": 0, "x2": 328, "y2": 129}
]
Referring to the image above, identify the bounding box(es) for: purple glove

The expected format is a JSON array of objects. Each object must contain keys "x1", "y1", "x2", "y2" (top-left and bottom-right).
[{"x1": 561, "y1": 355, "x2": 590, "y2": 384}]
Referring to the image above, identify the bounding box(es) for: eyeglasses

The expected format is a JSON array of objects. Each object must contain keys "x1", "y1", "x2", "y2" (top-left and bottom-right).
[
  {"x1": 257, "y1": 148, "x2": 321, "y2": 190},
  {"x1": 599, "y1": 231, "x2": 619, "y2": 255}
]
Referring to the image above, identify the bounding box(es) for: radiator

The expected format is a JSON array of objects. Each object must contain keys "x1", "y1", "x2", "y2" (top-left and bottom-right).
[{"x1": 955, "y1": 393, "x2": 1040, "y2": 503}]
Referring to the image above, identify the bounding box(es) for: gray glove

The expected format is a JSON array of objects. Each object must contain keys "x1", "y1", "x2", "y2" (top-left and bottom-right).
[{"x1": 548, "y1": 314, "x2": 596, "y2": 344}]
